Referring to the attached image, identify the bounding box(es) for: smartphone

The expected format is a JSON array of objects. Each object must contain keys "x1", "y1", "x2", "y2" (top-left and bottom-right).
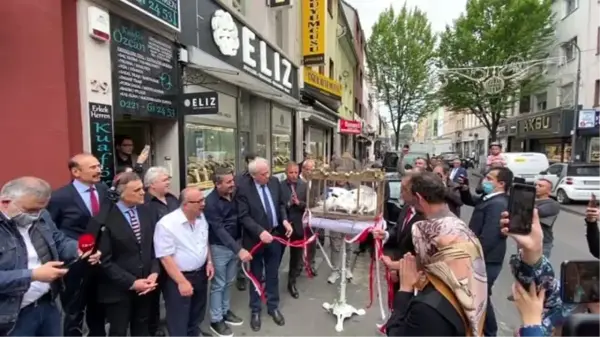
[
  {"x1": 560, "y1": 260, "x2": 600, "y2": 304},
  {"x1": 142, "y1": 144, "x2": 150, "y2": 153},
  {"x1": 589, "y1": 194, "x2": 599, "y2": 207},
  {"x1": 507, "y1": 183, "x2": 536, "y2": 234}
]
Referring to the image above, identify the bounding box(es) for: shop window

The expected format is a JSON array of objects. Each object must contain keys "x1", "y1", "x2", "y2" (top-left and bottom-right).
[
  {"x1": 589, "y1": 137, "x2": 600, "y2": 162},
  {"x1": 560, "y1": 83, "x2": 574, "y2": 106},
  {"x1": 329, "y1": 59, "x2": 335, "y2": 79},
  {"x1": 309, "y1": 128, "x2": 327, "y2": 163},
  {"x1": 594, "y1": 79, "x2": 600, "y2": 107},
  {"x1": 271, "y1": 105, "x2": 293, "y2": 179},
  {"x1": 518, "y1": 96, "x2": 531, "y2": 114},
  {"x1": 318, "y1": 66, "x2": 325, "y2": 75},
  {"x1": 184, "y1": 123, "x2": 236, "y2": 191},
  {"x1": 562, "y1": 37, "x2": 578, "y2": 62},
  {"x1": 541, "y1": 143, "x2": 570, "y2": 163},
  {"x1": 249, "y1": 95, "x2": 269, "y2": 159}
]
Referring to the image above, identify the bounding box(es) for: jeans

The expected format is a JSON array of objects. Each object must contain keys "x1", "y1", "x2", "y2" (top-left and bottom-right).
[
  {"x1": 10, "y1": 299, "x2": 61, "y2": 336},
  {"x1": 209, "y1": 244, "x2": 238, "y2": 323},
  {"x1": 249, "y1": 241, "x2": 283, "y2": 313},
  {"x1": 163, "y1": 267, "x2": 208, "y2": 337},
  {"x1": 484, "y1": 263, "x2": 503, "y2": 337}
]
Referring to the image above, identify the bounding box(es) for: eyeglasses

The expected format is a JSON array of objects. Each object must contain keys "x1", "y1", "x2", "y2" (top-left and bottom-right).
[{"x1": 187, "y1": 199, "x2": 204, "y2": 204}]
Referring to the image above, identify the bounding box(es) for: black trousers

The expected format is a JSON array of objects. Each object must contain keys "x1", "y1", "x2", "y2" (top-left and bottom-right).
[
  {"x1": 60, "y1": 263, "x2": 105, "y2": 337},
  {"x1": 163, "y1": 267, "x2": 208, "y2": 337},
  {"x1": 288, "y1": 246, "x2": 303, "y2": 283},
  {"x1": 104, "y1": 293, "x2": 151, "y2": 336}
]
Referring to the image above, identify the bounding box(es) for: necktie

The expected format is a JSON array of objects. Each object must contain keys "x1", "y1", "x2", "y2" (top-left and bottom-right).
[
  {"x1": 261, "y1": 186, "x2": 276, "y2": 228},
  {"x1": 290, "y1": 182, "x2": 297, "y2": 199},
  {"x1": 89, "y1": 187, "x2": 100, "y2": 216},
  {"x1": 126, "y1": 209, "x2": 142, "y2": 242},
  {"x1": 402, "y1": 207, "x2": 414, "y2": 230}
]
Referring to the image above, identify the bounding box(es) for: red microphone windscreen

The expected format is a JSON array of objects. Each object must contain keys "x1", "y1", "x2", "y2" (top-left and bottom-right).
[{"x1": 78, "y1": 234, "x2": 95, "y2": 253}]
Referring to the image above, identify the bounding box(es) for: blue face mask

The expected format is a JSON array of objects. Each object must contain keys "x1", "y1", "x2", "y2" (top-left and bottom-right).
[{"x1": 481, "y1": 181, "x2": 495, "y2": 195}]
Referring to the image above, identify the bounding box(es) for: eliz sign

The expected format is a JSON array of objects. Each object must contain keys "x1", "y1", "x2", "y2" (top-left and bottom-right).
[
  {"x1": 210, "y1": 10, "x2": 295, "y2": 96},
  {"x1": 181, "y1": 92, "x2": 219, "y2": 115}
]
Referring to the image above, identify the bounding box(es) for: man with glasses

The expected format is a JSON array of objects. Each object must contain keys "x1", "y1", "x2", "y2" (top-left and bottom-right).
[
  {"x1": 115, "y1": 136, "x2": 150, "y2": 175},
  {"x1": 154, "y1": 188, "x2": 215, "y2": 336}
]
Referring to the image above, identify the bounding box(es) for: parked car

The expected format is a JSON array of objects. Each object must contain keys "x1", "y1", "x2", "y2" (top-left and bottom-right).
[
  {"x1": 503, "y1": 152, "x2": 550, "y2": 184},
  {"x1": 534, "y1": 163, "x2": 600, "y2": 204},
  {"x1": 439, "y1": 152, "x2": 461, "y2": 166},
  {"x1": 382, "y1": 151, "x2": 428, "y2": 172}
]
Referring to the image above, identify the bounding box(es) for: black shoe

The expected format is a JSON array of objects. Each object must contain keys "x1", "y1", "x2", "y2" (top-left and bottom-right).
[
  {"x1": 309, "y1": 266, "x2": 318, "y2": 276},
  {"x1": 224, "y1": 310, "x2": 243, "y2": 326},
  {"x1": 269, "y1": 309, "x2": 285, "y2": 326},
  {"x1": 236, "y1": 278, "x2": 246, "y2": 291},
  {"x1": 287, "y1": 282, "x2": 299, "y2": 299},
  {"x1": 210, "y1": 321, "x2": 233, "y2": 337},
  {"x1": 250, "y1": 313, "x2": 261, "y2": 332}
]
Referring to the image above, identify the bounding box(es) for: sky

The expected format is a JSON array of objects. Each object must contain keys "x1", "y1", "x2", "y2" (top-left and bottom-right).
[{"x1": 345, "y1": 0, "x2": 468, "y2": 38}]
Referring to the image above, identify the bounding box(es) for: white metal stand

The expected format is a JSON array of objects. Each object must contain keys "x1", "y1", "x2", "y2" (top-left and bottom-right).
[{"x1": 322, "y1": 240, "x2": 365, "y2": 332}]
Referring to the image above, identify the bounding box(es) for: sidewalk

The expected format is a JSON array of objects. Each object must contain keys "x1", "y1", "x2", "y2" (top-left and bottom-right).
[{"x1": 468, "y1": 169, "x2": 586, "y2": 216}]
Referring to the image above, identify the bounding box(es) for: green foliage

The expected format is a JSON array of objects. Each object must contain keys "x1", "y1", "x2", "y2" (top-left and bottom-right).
[
  {"x1": 436, "y1": 0, "x2": 556, "y2": 140},
  {"x1": 367, "y1": 4, "x2": 437, "y2": 150}
]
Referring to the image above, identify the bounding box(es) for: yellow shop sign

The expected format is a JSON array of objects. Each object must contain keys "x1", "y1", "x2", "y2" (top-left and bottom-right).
[
  {"x1": 304, "y1": 68, "x2": 342, "y2": 99},
  {"x1": 301, "y1": 0, "x2": 326, "y2": 66}
]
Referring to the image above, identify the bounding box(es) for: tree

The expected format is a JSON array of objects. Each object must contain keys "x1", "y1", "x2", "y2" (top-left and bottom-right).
[
  {"x1": 436, "y1": 0, "x2": 555, "y2": 141},
  {"x1": 367, "y1": 5, "x2": 437, "y2": 150}
]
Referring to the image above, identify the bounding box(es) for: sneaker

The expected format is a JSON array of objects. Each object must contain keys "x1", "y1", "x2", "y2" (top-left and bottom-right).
[
  {"x1": 224, "y1": 310, "x2": 244, "y2": 326},
  {"x1": 210, "y1": 321, "x2": 233, "y2": 337},
  {"x1": 327, "y1": 271, "x2": 340, "y2": 284},
  {"x1": 345, "y1": 269, "x2": 353, "y2": 280}
]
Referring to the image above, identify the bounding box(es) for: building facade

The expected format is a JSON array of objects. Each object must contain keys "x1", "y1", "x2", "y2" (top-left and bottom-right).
[{"x1": 1, "y1": 0, "x2": 82, "y2": 187}]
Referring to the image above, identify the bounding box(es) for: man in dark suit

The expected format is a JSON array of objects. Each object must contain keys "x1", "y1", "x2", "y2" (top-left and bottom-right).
[
  {"x1": 46, "y1": 153, "x2": 107, "y2": 337},
  {"x1": 449, "y1": 158, "x2": 468, "y2": 183},
  {"x1": 235, "y1": 157, "x2": 293, "y2": 332},
  {"x1": 373, "y1": 173, "x2": 425, "y2": 293},
  {"x1": 458, "y1": 166, "x2": 511, "y2": 337},
  {"x1": 234, "y1": 152, "x2": 256, "y2": 291},
  {"x1": 280, "y1": 161, "x2": 310, "y2": 298},
  {"x1": 93, "y1": 172, "x2": 160, "y2": 336}
]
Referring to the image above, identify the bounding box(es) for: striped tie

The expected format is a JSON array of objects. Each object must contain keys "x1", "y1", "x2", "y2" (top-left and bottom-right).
[{"x1": 126, "y1": 209, "x2": 142, "y2": 242}]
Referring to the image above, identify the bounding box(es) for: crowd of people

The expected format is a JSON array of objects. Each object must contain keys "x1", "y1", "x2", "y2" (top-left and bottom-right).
[{"x1": 0, "y1": 141, "x2": 598, "y2": 337}]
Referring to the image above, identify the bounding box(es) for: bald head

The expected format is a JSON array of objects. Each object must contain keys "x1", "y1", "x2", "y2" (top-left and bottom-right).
[
  {"x1": 180, "y1": 187, "x2": 205, "y2": 218},
  {"x1": 69, "y1": 153, "x2": 102, "y2": 184}
]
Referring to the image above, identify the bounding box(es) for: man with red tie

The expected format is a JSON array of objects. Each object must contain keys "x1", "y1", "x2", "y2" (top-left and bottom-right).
[
  {"x1": 47, "y1": 153, "x2": 108, "y2": 336},
  {"x1": 373, "y1": 173, "x2": 425, "y2": 293}
]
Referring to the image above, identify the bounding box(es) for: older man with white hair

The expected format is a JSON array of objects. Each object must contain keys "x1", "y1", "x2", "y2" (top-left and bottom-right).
[
  {"x1": 235, "y1": 157, "x2": 292, "y2": 332},
  {"x1": 0, "y1": 177, "x2": 100, "y2": 336},
  {"x1": 143, "y1": 166, "x2": 179, "y2": 336}
]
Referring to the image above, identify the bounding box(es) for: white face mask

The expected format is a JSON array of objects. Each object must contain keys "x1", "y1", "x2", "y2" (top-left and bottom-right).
[{"x1": 6, "y1": 202, "x2": 41, "y2": 227}]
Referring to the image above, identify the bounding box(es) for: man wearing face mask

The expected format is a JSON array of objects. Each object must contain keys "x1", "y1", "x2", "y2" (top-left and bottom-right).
[
  {"x1": 458, "y1": 166, "x2": 512, "y2": 337},
  {"x1": 47, "y1": 153, "x2": 108, "y2": 336},
  {"x1": 0, "y1": 177, "x2": 101, "y2": 336}
]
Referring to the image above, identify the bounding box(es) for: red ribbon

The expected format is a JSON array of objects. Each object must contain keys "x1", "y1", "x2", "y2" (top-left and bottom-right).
[{"x1": 241, "y1": 234, "x2": 318, "y2": 303}]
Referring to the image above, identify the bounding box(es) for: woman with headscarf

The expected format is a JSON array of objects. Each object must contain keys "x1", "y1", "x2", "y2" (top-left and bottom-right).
[{"x1": 383, "y1": 171, "x2": 487, "y2": 336}]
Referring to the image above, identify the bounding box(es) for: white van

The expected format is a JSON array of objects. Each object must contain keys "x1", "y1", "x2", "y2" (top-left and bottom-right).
[{"x1": 501, "y1": 152, "x2": 550, "y2": 183}]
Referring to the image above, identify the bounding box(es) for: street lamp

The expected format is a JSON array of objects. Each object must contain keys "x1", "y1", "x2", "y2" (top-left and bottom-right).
[{"x1": 568, "y1": 41, "x2": 582, "y2": 163}]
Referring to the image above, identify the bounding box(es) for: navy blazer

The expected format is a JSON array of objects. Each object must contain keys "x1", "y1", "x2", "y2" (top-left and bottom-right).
[
  {"x1": 449, "y1": 167, "x2": 468, "y2": 183},
  {"x1": 47, "y1": 181, "x2": 110, "y2": 240},
  {"x1": 235, "y1": 175, "x2": 289, "y2": 249}
]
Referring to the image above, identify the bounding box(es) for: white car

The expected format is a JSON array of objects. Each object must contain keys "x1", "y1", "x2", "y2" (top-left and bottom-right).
[{"x1": 534, "y1": 163, "x2": 600, "y2": 204}]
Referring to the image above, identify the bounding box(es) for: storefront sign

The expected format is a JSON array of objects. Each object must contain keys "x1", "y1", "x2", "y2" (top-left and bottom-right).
[
  {"x1": 304, "y1": 68, "x2": 342, "y2": 99},
  {"x1": 301, "y1": 0, "x2": 326, "y2": 66},
  {"x1": 88, "y1": 102, "x2": 115, "y2": 185},
  {"x1": 520, "y1": 116, "x2": 551, "y2": 132},
  {"x1": 339, "y1": 119, "x2": 361, "y2": 135},
  {"x1": 120, "y1": 0, "x2": 180, "y2": 31},
  {"x1": 181, "y1": 92, "x2": 219, "y2": 115},
  {"x1": 208, "y1": 9, "x2": 296, "y2": 96},
  {"x1": 578, "y1": 109, "x2": 600, "y2": 129},
  {"x1": 110, "y1": 15, "x2": 178, "y2": 119},
  {"x1": 267, "y1": 0, "x2": 292, "y2": 8}
]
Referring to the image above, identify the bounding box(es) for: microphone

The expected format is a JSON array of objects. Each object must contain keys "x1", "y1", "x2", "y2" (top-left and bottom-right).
[{"x1": 64, "y1": 233, "x2": 97, "y2": 268}]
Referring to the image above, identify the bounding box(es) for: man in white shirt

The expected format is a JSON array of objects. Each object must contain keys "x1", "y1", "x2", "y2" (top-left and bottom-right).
[
  {"x1": 0, "y1": 177, "x2": 100, "y2": 336},
  {"x1": 154, "y1": 188, "x2": 215, "y2": 337}
]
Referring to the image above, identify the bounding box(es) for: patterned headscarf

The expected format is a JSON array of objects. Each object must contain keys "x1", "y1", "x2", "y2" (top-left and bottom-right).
[{"x1": 412, "y1": 211, "x2": 488, "y2": 336}]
